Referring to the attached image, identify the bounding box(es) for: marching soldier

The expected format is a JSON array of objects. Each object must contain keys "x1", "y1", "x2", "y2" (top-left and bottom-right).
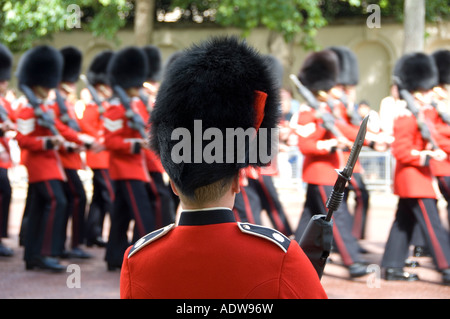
[
  {"x1": 430, "y1": 49, "x2": 450, "y2": 234},
  {"x1": 0, "y1": 43, "x2": 14, "y2": 257},
  {"x1": 140, "y1": 45, "x2": 176, "y2": 228},
  {"x1": 54, "y1": 46, "x2": 94, "y2": 259},
  {"x1": 79, "y1": 50, "x2": 115, "y2": 248},
  {"x1": 381, "y1": 52, "x2": 450, "y2": 284},
  {"x1": 120, "y1": 37, "x2": 327, "y2": 299},
  {"x1": 103, "y1": 46, "x2": 155, "y2": 271},
  {"x1": 290, "y1": 49, "x2": 370, "y2": 278},
  {"x1": 15, "y1": 45, "x2": 90, "y2": 271}
]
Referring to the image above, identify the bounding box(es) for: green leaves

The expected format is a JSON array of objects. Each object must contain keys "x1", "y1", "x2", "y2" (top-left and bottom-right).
[
  {"x1": 0, "y1": 0, "x2": 132, "y2": 52},
  {"x1": 172, "y1": 0, "x2": 327, "y2": 49}
]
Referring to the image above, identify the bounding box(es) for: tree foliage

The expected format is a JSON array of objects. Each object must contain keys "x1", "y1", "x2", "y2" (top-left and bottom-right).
[
  {"x1": 169, "y1": 0, "x2": 327, "y2": 49},
  {"x1": 0, "y1": 0, "x2": 133, "y2": 52}
]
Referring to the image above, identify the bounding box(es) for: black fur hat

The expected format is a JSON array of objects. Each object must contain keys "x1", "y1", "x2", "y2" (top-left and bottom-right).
[
  {"x1": 142, "y1": 45, "x2": 162, "y2": 82},
  {"x1": 16, "y1": 45, "x2": 63, "y2": 88},
  {"x1": 107, "y1": 46, "x2": 148, "y2": 89},
  {"x1": 264, "y1": 55, "x2": 284, "y2": 89},
  {"x1": 60, "y1": 46, "x2": 82, "y2": 83},
  {"x1": 328, "y1": 46, "x2": 359, "y2": 86},
  {"x1": 87, "y1": 50, "x2": 114, "y2": 86},
  {"x1": 393, "y1": 52, "x2": 438, "y2": 92},
  {"x1": 431, "y1": 49, "x2": 450, "y2": 85},
  {"x1": 150, "y1": 36, "x2": 280, "y2": 197},
  {"x1": 298, "y1": 49, "x2": 339, "y2": 92},
  {"x1": 0, "y1": 44, "x2": 13, "y2": 81}
]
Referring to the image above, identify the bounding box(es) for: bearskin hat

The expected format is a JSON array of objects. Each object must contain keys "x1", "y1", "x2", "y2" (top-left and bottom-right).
[
  {"x1": 87, "y1": 50, "x2": 114, "y2": 86},
  {"x1": 298, "y1": 49, "x2": 339, "y2": 93},
  {"x1": 328, "y1": 46, "x2": 359, "y2": 86},
  {"x1": 264, "y1": 55, "x2": 284, "y2": 89},
  {"x1": 107, "y1": 46, "x2": 148, "y2": 89},
  {"x1": 142, "y1": 45, "x2": 162, "y2": 82},
  {"x1": 0, "y1": 44, "x2": 13, "y2": 81},
  {"x1": 393, "y1": 52, "x2": 438, "y2": 92},
  {"x1": 431, "y1": 49, "x2": 450, "y2": 85},
  {"x1": 16, "y1": 45, "x2": 63, "y2": 89},
  {"x1": 150, "y1": 36, "x2": 281, "y2": 197},
  {"x1": 60, "y1": 46, "x2": 82, "y2": 83}
]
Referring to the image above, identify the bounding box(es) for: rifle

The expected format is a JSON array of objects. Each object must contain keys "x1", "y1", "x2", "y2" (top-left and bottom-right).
[
  {"x1": 393, "y1": 76, "x2": 439, "y2": 150},
  {"x1": 431, "y1": 101, "x2": 450, "y2": 126},
  {"x1": 299, "y1": 115, "x2": 369, "y2": 279},
  {"x1": 19, "y1": 84, "x2": 59, "y2": 136},
  {"x1": 340, "y1": 92, "x2": 362, "y2": 126},
  {"x1": 112, "y1": 84, "x2": 147, "y2": 139},
  {"x1": 79, "y1": 74, "x2": 105, "y2": 116},
  {"x1": 54, "y1": 89, "x2": 81, "y2": 131},
  {"x1": 289, "y1": 74, "x2": 344, "y2": 139}
]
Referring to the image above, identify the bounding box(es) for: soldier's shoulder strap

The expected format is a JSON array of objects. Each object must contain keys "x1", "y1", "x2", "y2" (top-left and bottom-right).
[
  {"x1": 128, "y1": 224, "x2": 175, "y2": 258},
  {"x1": 237, "y1": 222, "x2": 291, "y2": 253}
]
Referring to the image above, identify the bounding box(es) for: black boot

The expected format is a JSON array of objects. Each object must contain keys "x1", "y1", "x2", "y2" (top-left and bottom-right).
[
  {"x1": 26, "y1": 256, "x2": 66, "y2": 272},
  {"x1": 385, "y1": 268, "x2": 419, "y2": 281}
]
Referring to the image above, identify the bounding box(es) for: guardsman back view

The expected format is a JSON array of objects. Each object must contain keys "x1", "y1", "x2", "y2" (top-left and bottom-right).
[{"x1": 120, "y1": 37, "x2": 327, "y2": 299}]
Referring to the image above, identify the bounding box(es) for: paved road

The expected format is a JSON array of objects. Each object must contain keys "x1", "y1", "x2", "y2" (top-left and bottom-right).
[{"x1": 0, "y1": 179, "x2": 449, "y2": 299}]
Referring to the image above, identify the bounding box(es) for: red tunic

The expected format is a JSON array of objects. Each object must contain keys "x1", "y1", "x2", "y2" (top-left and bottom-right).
[
  {"x1": 103, "y1": 98, "x2": 150, "y2": 182},
  {"x1": 294, "y1": 103, "x2": 343, "y2": 185},
  {"x1": 120, "y1": 209, "x2": 327, "y2": 299},
  {"x1": 79, "y1": 100, "x2": 110, "y2": 170},
  {"x1": 15, "y1": 101, "x2": 82, "y2": 183},
  {"x1": 391, "y1": 104, "x2": 437, "y2": 198}
]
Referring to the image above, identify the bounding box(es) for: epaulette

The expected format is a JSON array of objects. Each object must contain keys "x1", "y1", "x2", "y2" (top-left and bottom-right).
[
  {"x1": 128, "y1": 224, "x2": 175, "y2": 258},
  {"x1": 237, "y1": 222, "x2": 290, "y2": 253}
]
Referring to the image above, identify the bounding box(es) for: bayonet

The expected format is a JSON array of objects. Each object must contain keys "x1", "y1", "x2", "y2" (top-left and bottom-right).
[{"x1": 325, "y1": 114, "x2": 369, "y2": 222}]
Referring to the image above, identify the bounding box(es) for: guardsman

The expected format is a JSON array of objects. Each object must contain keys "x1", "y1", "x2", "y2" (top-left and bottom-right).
[
  {"x1": 328, "y1": 46, "x2": 390, "y2": 241},
  {"x1": 0, "y1": 43, "x2": 14, "y2": 257},
  {"x1": 290, "y1": 49, "x2": 370, "y2": 278},
  {"x1": 430, "y1": 49, "x2": 450, "y2": 237},
  {"x1": 15, "y1": 45, "x2": 89, "y2": 271},
  {"x1": 54, "y1": 46, "x2": 94, "y2": 259},
  {"x1": 140, "y1": 45, "x2": 176, "y2": 228},
  {"x1": 120, "y1": 37, "x2": 327, "y2": 299},
  {"x1": 79, "y1": 50, "x2": 115, "y2": 248},
  {"x1": 381, "y1": 52, "x2": 450, "y2": 284},
  {"x1": 103, "y1": 46, "x2": 155, "y2": 271}
]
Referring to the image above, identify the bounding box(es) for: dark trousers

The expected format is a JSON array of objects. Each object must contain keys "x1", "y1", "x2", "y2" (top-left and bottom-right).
[
  {"x1": 24, "y1": 180, "x2": 67, "y2": 261},
  {"x1": 294, "y1": 184, "x2": 362, "y2": 266},
  {"x1": 345, "y1": 172, "x2": 370, "y2": 239},
  {"x1": 63, "y1": 169, "x2": 87, "y2": 249},
  {"x1": 0, "y1": 167, "x2": 11, "y2": 238},
  {"x1": 148, "y1": 172, "x2": 175, "y2": 228},
  {"x1": 437, "y1": 175, "x2": 450, "y2": 230},
  {"x1": 382, "y1": 198, "x2": 450, "y2": 270},
  {"x1": 105, "y1": 179, "x2": 155, "y2": 266},
  {"x1": 233, "y1": 175, "x2": 293, "y2": 237},
  {"x1": 85, "y1": 169, "x2": 114, "y2": 242}
]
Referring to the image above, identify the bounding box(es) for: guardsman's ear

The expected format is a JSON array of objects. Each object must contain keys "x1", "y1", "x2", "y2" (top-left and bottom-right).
[
  {"x1": 169, "y1": 180, "x2": 179, "y2": 197},
  {"x1": 231, "y1": 173, "x2": 241, "y2": 195}
]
